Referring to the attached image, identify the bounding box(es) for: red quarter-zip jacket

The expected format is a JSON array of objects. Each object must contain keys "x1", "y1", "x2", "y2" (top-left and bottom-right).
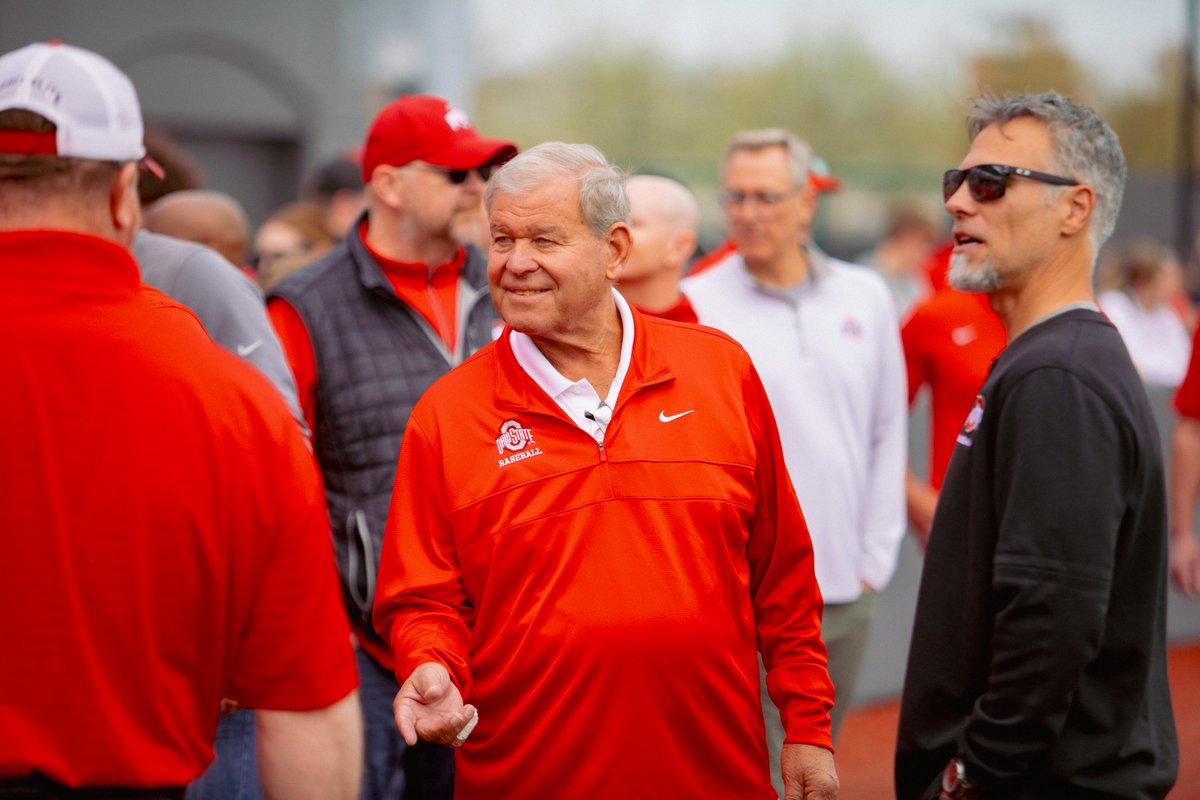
[{"x1": 374, "y1": 308, "x2": 833, "y2": 798}]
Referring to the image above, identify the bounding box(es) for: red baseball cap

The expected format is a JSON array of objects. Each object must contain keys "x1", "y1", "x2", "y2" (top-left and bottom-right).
[
  {"x1": 808, "y1": 154, "x2": 842, "y2": 193},
  {"x1": 360, "y1": 95, "x2": 517, "y2": 182}
]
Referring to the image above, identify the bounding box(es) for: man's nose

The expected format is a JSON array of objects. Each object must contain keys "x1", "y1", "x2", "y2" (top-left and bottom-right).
[
  {"x1": 505, "y1": 241, "x2": 539, "y2": 273},
  {"x1": 944, "y1": 182, "x2": 973, "y2": 216},
  {"x1": 462, "y1": 169, "x2": 486, "y2": 192}
]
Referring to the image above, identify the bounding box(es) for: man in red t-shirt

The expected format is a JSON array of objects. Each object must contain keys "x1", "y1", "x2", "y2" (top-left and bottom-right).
[
  {"x1": 266, "y1": 95, "x2": 517, "y2": 799},
  {"x1": 900, "y1": 278, "x2": 1006, "y2": 544},
  {"x1": 0, "y1": 42, "x2": 360, "y2": 798},
  {"x1": 617, "y1": 174, "x2": 700, "y2": 322}
]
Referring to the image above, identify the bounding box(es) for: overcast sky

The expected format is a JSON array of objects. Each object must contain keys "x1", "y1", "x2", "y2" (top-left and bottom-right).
[{"x1": 472, "y1": 0, "x2": 1183, "y2": 90}]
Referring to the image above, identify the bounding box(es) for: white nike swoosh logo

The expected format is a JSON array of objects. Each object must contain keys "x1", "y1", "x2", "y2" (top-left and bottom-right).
[
  {"x1": 950, "y1": 325, "x2": 977, "y2": 346},
  {"x1": 659, "y1": 409, "x2": 695, "y2": 423},
  {"x1": 236, "y1": 340, "x2": 264, "y2": 357}
]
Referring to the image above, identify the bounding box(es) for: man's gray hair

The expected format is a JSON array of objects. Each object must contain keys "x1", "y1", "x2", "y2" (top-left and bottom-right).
[
  {"x1": 721, "y1": 128, "x2": 811, "y2": 188},
  {"x1": 967, "y1": 92, "x2": 1126, "y2": 253},
  {"x1": 486, "y1": 142, "x2": 630, "y2": 237}
]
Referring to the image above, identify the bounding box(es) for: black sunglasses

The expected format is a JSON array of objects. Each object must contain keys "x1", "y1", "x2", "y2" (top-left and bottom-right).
[
  {"x1": 420, "y1": 163, "x2": 496, "y2": 184},
  {"x1": 942, "y1": 164, "x2": 1079, "y2": 202}
]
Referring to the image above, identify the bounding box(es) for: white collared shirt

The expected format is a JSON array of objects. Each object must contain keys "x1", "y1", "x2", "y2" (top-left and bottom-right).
[
  {"x1": 681, "y1": 249, "x2": 909, "y2": 603},
  {"x1": 509, "y1": 288, "x2": 634, "y2": 443}
]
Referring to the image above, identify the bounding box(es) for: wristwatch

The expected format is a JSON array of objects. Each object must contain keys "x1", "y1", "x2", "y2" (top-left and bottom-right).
[{"x1": 938, "y1": 757, "x2": 975, "y2": 799}]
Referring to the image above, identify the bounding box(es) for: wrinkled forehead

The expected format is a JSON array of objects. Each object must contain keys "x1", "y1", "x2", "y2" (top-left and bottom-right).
[{"x1": 488, "y1": 181, "x2": 586, "y2": 231}]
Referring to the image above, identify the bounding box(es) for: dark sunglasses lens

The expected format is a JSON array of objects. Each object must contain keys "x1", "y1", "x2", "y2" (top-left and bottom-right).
[
  {"x1": 968, "y1": 167, "x2": 1007, "y2": 201},
  {"x1": 447, "y1": 165, "x2": 494, "y2": 184},
  {"x1": 943, "y1": 169, "x2": 966, "y2": 202}
]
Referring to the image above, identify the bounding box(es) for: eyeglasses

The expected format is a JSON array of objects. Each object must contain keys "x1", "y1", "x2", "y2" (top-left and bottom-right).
[
  {"x1": 718, "y1": 187, "x2": 802, "y2": 208},
  {"x1": 410, "y1": 162, "x2": 496, "y2": 185},
  {"x1": 942, "y1": 164, "x2": 1078, "y2": 203},
  {"x1": 251, "y1": 247, "x2": 311, "y2": 269}
]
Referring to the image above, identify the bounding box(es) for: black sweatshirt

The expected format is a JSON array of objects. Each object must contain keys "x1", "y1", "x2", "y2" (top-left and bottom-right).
[{"x1": 896, "y1": 309, "x2": 1178, "y2": 799}]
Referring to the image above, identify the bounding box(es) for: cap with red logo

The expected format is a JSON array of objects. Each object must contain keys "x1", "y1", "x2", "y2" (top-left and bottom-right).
[
  {"x1": 809, "y1": 155, "x2": 842, "y2": 193},
  {"x1": 0, "y1": 41, "x2": 149, "y2": 164},
  {"x1": 360, "y1": 95, "x2": 518, "y2": 182}
]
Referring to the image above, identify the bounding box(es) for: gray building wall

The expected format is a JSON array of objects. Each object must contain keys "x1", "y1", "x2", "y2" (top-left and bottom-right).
[{"x1": 0, "y1": 0, "x2": 474, "y2": 225}]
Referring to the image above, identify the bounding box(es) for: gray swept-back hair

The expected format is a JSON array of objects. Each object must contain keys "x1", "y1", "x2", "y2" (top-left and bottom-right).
[
  {"x1": 721, "y1": 128, "x2": 811, "y2": 188},
  {"x1": 967, "y1": 92, "x2": 1126, "y2": 255},
  {"x1": 485, "y1": 142, "x2": 629, "y2": 237}
]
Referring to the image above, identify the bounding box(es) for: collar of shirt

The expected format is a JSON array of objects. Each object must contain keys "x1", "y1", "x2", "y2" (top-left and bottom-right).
[
  {"x1": 509, "y1": 288, "x2": 635, "y2": 442},
  {"x1": 1011, "y1": 300, "x2": 1102, "y2": 343},
  {"x1": 746, "y1": 242, "x2": 833, "y2": 304}
]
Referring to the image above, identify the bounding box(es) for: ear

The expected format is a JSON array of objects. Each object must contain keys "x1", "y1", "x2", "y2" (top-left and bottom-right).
[
  {"x1": 1059, "y1": 184, "x2": 1094, "y2": 239},
  {"x1": 605, "y1": 221, "x2": 633, "y2": 283},
  {"x1": 797, "y1": 183, "x2": 819, "y2": 232},
  {"x1": 110, "y1": 162, "x2": 141, "y2": 242},
  {"x1": 369, "y1": 165, "x2": 405, "y2": 209},
  {"x1": 667, "y1": 230, "x2": 698, "y2": 272}
]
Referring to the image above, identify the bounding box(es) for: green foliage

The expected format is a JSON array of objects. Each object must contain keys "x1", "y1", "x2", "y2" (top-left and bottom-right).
[
  {"x1": 472, "y1": 10, "x2": 1186, "y2": 249},
  {"x1": 474, "y1": 12, "x2": 1184, "y2": 180},
  {"x1": 967, "y1": 16, "x2": 1092, "y2": 101},
  {"x1": 475, "y1": 33, "x2": 965, "y2": 196},
  {"x1": 1103, "y1": 47, "x2": 1186, "y2": 171}
]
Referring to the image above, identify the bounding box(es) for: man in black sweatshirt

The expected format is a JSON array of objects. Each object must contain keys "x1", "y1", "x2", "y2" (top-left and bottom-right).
[{"x1": 895, "y1": 92, "x2": 1178, "y2": 800}]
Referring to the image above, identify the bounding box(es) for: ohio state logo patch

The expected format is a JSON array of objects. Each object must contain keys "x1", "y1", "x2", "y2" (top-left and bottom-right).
[
  {"x1": 496, "y1": 420, "x2": 544, "y2": 467},
  {"x1": 444, "y1": 106, "x2": 472, "y2": 131},
  {"x1": 956, "y1": 395, "x2": 985, "y2": 447}
]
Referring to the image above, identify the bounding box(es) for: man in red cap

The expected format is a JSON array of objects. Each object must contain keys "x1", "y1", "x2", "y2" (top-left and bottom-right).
[{"x1": 267, "y1": 95, "x2": 516, "y2": 800}]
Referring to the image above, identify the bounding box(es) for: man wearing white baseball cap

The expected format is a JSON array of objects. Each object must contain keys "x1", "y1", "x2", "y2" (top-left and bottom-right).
[{"x1": 0, "y1": 41, "x2": 363, "y2": 800}]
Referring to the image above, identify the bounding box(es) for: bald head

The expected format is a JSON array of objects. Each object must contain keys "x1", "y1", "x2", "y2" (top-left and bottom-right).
[
  {"x1": 623, "y1": 175, "x2": 699, "y2": 285},
  {"x1": 143, "y1": 190, "x2": 251, "y2": 268}
]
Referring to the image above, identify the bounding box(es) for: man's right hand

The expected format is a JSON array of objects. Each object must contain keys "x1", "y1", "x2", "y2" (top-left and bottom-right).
[
  {"x1": 393, "y1": 661, "x2": 478, "y2": 747},
  {"x1": 782, "y1": 743, "x2": 838, "y2": 799}
]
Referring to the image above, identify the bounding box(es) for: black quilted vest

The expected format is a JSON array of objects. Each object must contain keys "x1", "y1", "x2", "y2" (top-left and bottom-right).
[{"x1": 269, "y1": 221, "x2": 497, "y2": 642}]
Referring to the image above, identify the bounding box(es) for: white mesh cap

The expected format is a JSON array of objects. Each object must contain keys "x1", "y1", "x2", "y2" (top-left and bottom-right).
[{"x1": 0, "y1": 41, "x2": 145, "y2": 162}]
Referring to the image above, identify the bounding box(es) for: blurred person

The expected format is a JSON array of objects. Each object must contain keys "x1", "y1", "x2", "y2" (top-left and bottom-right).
[
  {"x1": 0, "y1": 41, "x2": 361, "y2": 799},
  {"x1": 682, "y1": 128, "x2": 907, "y2": 785},
  {"x1": 137, "y1": 126, "x2": 206, "y2": 206},
  {"x1": 254, "y1": 200, "x2": 336, "y2": 293},
  {"x1": 373, "y1": 141, "x2": 838, "y2": 800},
  {"x1": 900, "y1": 245, "x2": 1006, "y2": 543},
  {"x1": 133, "y1": 228, "x2": 304, "y2": 432},
  {"x1": 859, "y1": 202, "x2": 939, "y2": 319},
  {"x1": 144, "y1": 188, "x2": 252, "y2": 273},
  {"x1": 688, "y1": 158, "x2": 841, "y2": 276},
  {"x1": 618, "y1": 173, "x2": 699, "y2": 322},
  {"x1": 130, "y1": 95, "x2": 309, "y2": 800},
  {"x1": 305, "y1": 155, "x2": 366, "y2": 241},
  {"x1": 896, "y1": 92, "x2": 1177, "y2": 799},
  {"x1": 267, "y1": 95, "x2": 516, "y2": 800},
  {"x1": 1098, "y1": 239, "x2": 1191, "y2": 388},
  {"x1": 133, "y1": 225, "x2": 307, "y2": 797},
  {"x1": 1168, "y1": 325, "x2": 1200, "y2": 598}
]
